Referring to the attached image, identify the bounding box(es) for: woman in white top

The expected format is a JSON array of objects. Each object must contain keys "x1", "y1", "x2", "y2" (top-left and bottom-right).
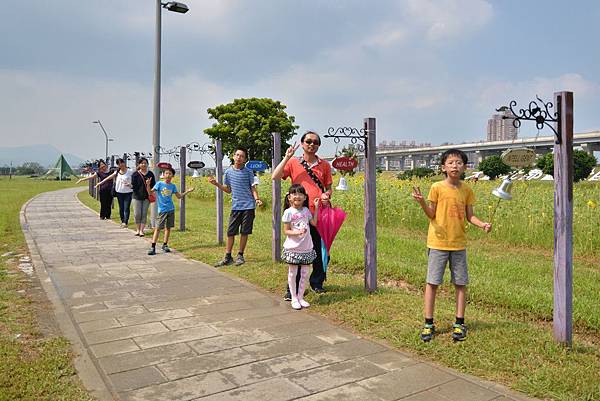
[{"x1": 96, "y1": 158, "x2": 133, "y2": 227}]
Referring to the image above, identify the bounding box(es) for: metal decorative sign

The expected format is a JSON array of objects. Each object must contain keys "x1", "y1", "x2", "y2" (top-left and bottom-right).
[
  {"x1": 501, "y1": 148, "x2": 537, "y2": 168},
  {"x1": 500, "y1": 96, "x2": 560, "y2": 144},
  {"x1": 187, "y1": 161, "x2": 205, "y2": 169},
  {"x1": 157, "y1": 162, "x2": 172, "y2": 169},
  {"x1": 332, "y1": 157, "x2": 358, "y2": 171},
  {"x1": 246, "y1": 160, "x2": 268, "y2": 171}
]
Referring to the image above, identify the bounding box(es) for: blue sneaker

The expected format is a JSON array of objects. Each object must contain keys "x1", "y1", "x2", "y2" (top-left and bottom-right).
[
  {"x1": 420, "y1": 323, "x2": 435, "y2": 342},
  {"x1": 451, "y1": 323, "x2": 467, "y2": 341}
]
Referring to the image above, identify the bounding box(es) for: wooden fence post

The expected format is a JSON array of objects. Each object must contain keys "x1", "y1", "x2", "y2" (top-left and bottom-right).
[
  {"x1": 215, "y1": 140, "x2": 224, "y2": 245},
  {"x1": 553, "y1": 91, "x2": 574, "y2": 346},
  {"x1": 271, "y1": 132, "x2": 282, "y2": 262},
  {"x1": 179, "y1": 146, "x2": 186, "y2": 231},
  {"x1": 364, "y1": 117, "x2": 377, "y2": 292}
]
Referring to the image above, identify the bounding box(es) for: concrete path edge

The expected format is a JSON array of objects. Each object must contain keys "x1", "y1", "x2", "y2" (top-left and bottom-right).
[{"x1": 20, "y1": 192, "x2": 118, "y2": 401}]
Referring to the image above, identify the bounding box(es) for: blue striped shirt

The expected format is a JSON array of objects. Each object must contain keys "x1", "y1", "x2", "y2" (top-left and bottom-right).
[{"x1": 223, "y1": 166, "x2": 255, "y2": 210}]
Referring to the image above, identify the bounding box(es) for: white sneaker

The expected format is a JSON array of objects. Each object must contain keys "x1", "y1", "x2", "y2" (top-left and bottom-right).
[
  {"x1": 299, "y1": 299, "x2": 310, "y2": 308},
  {"x1": 291, "y1": 300, "x2": 302, "y2": 310}
]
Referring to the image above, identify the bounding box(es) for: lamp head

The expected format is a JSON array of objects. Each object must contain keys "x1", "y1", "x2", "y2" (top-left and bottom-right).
[{"x1": 162, "y1": 1, "x2": 189, "y2": 13}]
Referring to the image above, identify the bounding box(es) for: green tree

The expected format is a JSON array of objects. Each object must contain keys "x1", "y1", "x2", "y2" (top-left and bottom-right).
[
  {"x1": 16, "y1": 162, "x2": 45, "y2": 176},
  {"x1": 536, "y1": 150, "x2": 598, "y2": 182},
  {"x1": 204, "y1": 98, "x2": 298, "y2": 165},
  {"x1": 397, "y1": 167, "x2": 435, "y2": 180},
  {"x1": 478, "y1": 155, "x2": 511, "y2": 180}
]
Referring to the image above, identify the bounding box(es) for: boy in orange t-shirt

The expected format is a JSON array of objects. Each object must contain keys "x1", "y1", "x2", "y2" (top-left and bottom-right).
[{"x1": 412, "y1": 149, "x2": 491, "y2": 342}]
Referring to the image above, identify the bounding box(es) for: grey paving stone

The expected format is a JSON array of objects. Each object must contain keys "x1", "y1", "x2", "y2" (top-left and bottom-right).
[
  {"x1": 427, "y1": 379, "x2": 499, "y2": 401},
  {"x1": 296, "y1": 383, "x2": 386, "y2": 401},
  {"x1": 193, "y1": 377, "x2": 309, "y2": 401},
  {"x1": 98, "y1": 343, "x2": 196, "y2": 375},
  {"x1": 73, "y1": 305, "x2": 147, "y2": 323},
  {"x1": 135, "y1": 325, "x2": 219, "y2": 349},
  {"x1": 79, "y1": 318, "x2": 121, "y2": 333},
  {"x1": 401, "y1": 389, "x2": 452, "y2": 401},
  {"x1": 362, "y1": 350, "x2": 419, "y2": 371},
  {"x1": 302, "y1": 338, "x2": 388, "y2": 365},
  {"x1": 158, "y1": 347, "x2": 258, "y2": 380},
  {"x1": 118, "y1": 309, "x2": 193, "y2": 326},
  {"x1": 220, "y1": 353, "x2": 321, "y2": 386},
  {"x1": 357, "y1": 363, "x2": 456, "y2": 400},
  {"x1": 188, "y1": 329, "x2": 276, "y2": 354},
  {"x1": 241, "y1": 333, "x2": 332, "y2": 360},
  {"x1": 109, "y1": 366, "x2": 167, "y2": 392},
  {"x1": 90, "y1": 339, "x2": 140, "y2": 358},
  {"x1": 313, "y1": 329, "x2": 360, "y2": 345},
  {"x1": 121, "y1": 372, "x2": 236, "y2": 401},
  {"x1": 85, "y1": 322, "x2": 169, "y2": 345},
  {"x1": 287, "y1": 359, "x2": 387, "y2": 393}
]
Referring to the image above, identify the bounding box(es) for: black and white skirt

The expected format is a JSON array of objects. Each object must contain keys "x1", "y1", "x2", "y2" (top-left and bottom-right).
[{"x1": 281, "y1": 249, "x2": 317, "y2": 265}]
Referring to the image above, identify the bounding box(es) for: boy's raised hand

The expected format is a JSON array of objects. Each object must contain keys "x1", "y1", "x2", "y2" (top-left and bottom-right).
[
  {"x1": 187, "y1": 187, "x2": 195, "y2": 193},
  {"x1": 207, "y1": 176, "x2": 217, "y2": 186},
  {"x1": 482, "y1": 222, "x2": 492, "y2": 233},
  {"x1": 411, "y1": 186, "x2": 424, "y2": 203},
  {"x1": 285, "y1": 142, "x2": 299, "y2": 159}
]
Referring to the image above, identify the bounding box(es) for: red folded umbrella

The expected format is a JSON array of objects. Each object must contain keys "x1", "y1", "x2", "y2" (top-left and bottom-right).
[{"x1": 317, "y1": 204, "x2": 347, "y2": 256}]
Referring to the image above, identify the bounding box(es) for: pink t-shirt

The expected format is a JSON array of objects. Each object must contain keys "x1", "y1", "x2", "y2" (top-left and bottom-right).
[{"x1": 282, "y1": 207, "x2": 313, "y2": 252}]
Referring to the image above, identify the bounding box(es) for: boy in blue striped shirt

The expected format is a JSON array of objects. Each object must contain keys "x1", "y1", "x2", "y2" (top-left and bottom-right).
[{"x1": 208, "y1": 147, "x2": 262, "y2": 266}]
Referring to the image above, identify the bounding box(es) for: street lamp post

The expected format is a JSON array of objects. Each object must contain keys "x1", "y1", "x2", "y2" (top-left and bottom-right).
[
  {"x1": 151, "y1": 1, "x2": 189, "y2": 226},
  {"x1": 92, "y1": 120, "x2": 113, "y2": 162}
]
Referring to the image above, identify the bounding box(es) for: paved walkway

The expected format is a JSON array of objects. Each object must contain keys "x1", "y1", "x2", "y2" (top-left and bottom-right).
[{"x1": 21, "y1": 188, "x2": 536, "y2": 401}]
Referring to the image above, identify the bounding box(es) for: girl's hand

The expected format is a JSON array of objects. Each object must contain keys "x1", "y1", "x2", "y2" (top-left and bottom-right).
[
  {"x1": 482, "y1": 222, "x2": 492, "y2": 233},
  {"x1": 314, "y1": 197, "x2": 321, "y2": 208},
  {"x1": 285, "y1": 143, "x2": 299, "y2": 159},
  {"x1": 319, "y1": 192, "x2": 329, "y2": 206}
]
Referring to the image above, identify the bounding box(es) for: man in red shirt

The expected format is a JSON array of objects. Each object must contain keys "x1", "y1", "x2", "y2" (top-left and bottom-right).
[{"x1": 272, "y1": 131, "x2": 333, "y2": 299}]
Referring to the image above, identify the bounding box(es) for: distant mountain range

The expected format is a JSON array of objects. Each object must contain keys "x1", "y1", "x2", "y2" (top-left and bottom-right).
[{"x1": 0, "y1": 144, "x2": 85, "y2": 168}]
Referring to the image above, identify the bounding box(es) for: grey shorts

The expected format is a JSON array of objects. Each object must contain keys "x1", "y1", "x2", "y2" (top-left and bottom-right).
[
  {"x1": 227, "y1": 209, "x2": 255, "y2": 236},
  {"x1": 132, "y1": 199, "x2": 150, "y2": 225},
  {"x1": 426, "y1": 248, "x2": 469, "y2": 286},
  {"x1": 157, "y1": 211, "x2": 175, "y2": 229}
]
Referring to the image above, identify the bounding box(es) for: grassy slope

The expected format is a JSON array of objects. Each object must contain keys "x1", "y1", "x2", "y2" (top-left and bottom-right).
[{"x1": 0, "y1": 177, "x2": 94, "y2": 401}]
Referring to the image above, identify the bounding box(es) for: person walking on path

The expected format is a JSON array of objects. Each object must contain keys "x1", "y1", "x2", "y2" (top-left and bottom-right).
[
  {"x1": 147, "y1": 167, "x2": 194, "y2": 255},
  {"x1": 96, "y1": 158, "x2": 133, "y2": 228},
  {"x1": 77, "y1": 159, "x2": 113, "y2": 220},
  {"x1": 131, "y1": 157, "x2": 156, "y2": 237},
  {"x1": 412, "y1": 148, "x2": 492, "y2": 342},
  {"x1": 282, "y1": 184, "x2": 320, "y2": 310},
  {"x1": 272, "y1": 131, "x2": 332, "y2": 299},
  {"x1": 208, "y1": 147, "x2": 263, "y2": 267}
]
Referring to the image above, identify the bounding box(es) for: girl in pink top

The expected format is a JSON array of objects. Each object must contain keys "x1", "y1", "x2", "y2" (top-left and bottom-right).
[{"x1": 282, "y1": 184, "x2": 320, "y2": 310}]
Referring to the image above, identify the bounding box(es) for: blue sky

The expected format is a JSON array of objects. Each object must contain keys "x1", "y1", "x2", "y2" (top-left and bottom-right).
[{"x1": 1, "y1": 0, "x2": 599, "y2": 161}]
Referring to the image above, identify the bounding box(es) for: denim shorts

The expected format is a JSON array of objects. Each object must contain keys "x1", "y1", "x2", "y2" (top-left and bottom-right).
[{"x1": 426, "y1": 248, "x2": 469, "y2": 285}]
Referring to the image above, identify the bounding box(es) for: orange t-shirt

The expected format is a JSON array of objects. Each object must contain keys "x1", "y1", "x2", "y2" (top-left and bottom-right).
[
  {"x1": 282, "y1": 157, "x2": 333, "y2": 213},
  {"x1": 426, "y1": 181, "x2": 475, "y2": 251}
]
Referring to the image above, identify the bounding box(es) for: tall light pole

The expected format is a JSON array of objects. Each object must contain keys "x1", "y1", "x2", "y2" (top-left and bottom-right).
[
  {"x1": 92, "y1": 120, "x2": 114, "y2": 162},
  {"x1": 152, "y1": 1, "x2": 189, "y2": 179},
  {"x1": 151, "y1": 1, "x2": 189, "y2": 227}
]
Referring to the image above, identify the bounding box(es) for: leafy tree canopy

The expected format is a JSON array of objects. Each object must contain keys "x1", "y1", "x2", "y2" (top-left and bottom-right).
[
  {"x1": 204, "y1": 98, "x2": 298, "y2": 165},
  {"x1": 536, "y1": 150, "x2": 598, "y2": 182},
  {"x1": 479, "y1": 155, "x2": 511, "y2": 180},
  {"x1": 397, "y1": 167, "x2": 435, "y2": 180}
]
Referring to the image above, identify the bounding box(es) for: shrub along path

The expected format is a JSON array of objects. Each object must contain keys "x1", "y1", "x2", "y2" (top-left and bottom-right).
[{"x1": 20, "y1": 186, "x2": 537, "y2": 401}]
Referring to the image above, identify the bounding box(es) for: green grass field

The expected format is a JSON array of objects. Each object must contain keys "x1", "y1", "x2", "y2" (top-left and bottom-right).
[
  {"x1": 79, "y1": 173, "x2": 600, "y2": 401},
  {"x1": 0, "y1": 176, "x2": 94, "y2": 401}
]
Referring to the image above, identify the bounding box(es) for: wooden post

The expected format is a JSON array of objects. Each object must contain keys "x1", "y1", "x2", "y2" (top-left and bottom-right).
[
  {"x1": 364, "y1": 117, "x2": 377, "y2": 292},
  {"x1": 553, "y1": 91, "x2": 574, "y2": 346},
  {"x1": 179, "y1": 146, "x2": 186, "y2": 231},
  {"x1": 271, "y1": 132, "x2": 282, "y2": 261},
  {"x1": 215, "y1": 139, "x2": 224, "y2": 245}
]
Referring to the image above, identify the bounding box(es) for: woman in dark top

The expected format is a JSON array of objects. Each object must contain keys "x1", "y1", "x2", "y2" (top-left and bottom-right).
[
  {"x1": 131, "y1": 157, "x2": 156, "y2": 236},
  {"x1": 77, "y1": 160, "x2": 113, "y2": 219}
]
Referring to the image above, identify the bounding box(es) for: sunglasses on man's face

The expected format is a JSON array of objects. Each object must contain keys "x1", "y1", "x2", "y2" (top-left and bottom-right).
[{"x1": 304, "y1": 139, "x2": 320, "y2": 146}]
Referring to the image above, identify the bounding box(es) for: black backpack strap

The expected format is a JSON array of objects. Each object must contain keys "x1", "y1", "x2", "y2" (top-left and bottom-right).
[{"x1": 299, "y1": 158, "x2": 326, "y2": 194}]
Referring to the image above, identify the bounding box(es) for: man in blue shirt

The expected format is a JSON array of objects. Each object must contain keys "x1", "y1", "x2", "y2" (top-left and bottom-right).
[
  {"x1": 209, "y1": 147, "x2": 262, "y2": 266},
  {"x1": 148, "y1": 167, "x2": 194, "y2": 255}
]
